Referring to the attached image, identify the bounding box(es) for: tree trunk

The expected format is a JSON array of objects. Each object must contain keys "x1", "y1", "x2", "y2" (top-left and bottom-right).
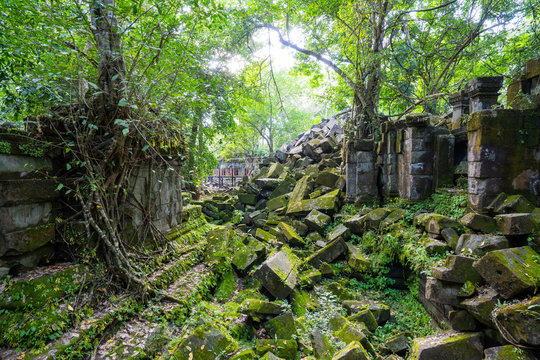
[{"x1": 90, "y1": 0, "x2": 126, "y2": 125}]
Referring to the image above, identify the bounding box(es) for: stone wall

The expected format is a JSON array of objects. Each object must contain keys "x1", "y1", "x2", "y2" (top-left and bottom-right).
[
  {"x1": 123, "y1": 160, "x2": 184, "y2": 243},
  {"x1": 0, "y1": 134, "x2": 58, "y2": 277},
  {"x1": 467, "y1": 109, "x2": 540, "y2": 211}
]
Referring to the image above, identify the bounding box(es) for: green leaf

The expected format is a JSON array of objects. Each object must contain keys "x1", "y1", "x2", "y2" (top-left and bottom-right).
[
  {"x1": 122, "y1": 128, "x2": 129, "y2": 136},
  {"x1": 56, "y1": 184, "x2": 64, "y2": 191},
  {"x1": 88, "y1": 81, "x2": 99, "y2": 90},
  {"x1": 142, "y1": 145, "x2": 149, "y2": 151},
  {"x1": 118, "y1": 98, "x2": 128, "y2": 107}
]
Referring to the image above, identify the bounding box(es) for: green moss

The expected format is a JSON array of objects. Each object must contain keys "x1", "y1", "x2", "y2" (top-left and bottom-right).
[{"x1": 215, "y1": 269, "x2": 237, "y2": 303}]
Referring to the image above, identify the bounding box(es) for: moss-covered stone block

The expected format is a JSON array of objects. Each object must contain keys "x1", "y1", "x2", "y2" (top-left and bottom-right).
[
  {"x1": 495, "y1": 213, "x2": 534, "y2": 235},
  {"x1": 483, "y1": 345, "x2": 537, "y2": 359},
  {"x1": 278, "y1": 222, "x2": 305, "y2": 247},
  {"x1": 241, "y1": 298, "x2": 282, "y2": 321},
  {"x1": 170, "y1": 326, "x2": 238, "y2": 360},
  {"x1": 238, "y1": 192, "x2": 257, "y2": 205},
  {"x1": 492, "y1": 296, "x2": 540, "y2": 347},
  {"x1": 267, "y1": 195, "x2": 289, "y2": 212},
  {"x1": 345, "y1": 243, "x2": 369, "y2": 274},
  {"x1": 254, "y1": 248, "x2": 299, "y2": 299},
  {"x1": 332, "y1": 341, "x2": 369, "y2": 360},
  {"x1": 460, "y1": 212, "x2": 496, "y2": 233},
  {"x1": 304, "y1": 209, "x2": 331, "y2": 233},
  {"x1": 287, "y1": 189, "x2": 340, "y2": 216},
  {"x1": 265, "y1": 312, "x2": 297, "y2": 340},
  {"x1": 456, "y1": 234, "x2": 509, "y2": 257},
  {"x1": 255, "y1": 339, "x2": 298, "y2": 359},
  {"x1": 348, "y1": 309, "x2": 378, "y2": 331},
  {"x1": 409, "y1": 331, "x2": 483, "y2": 360},
  {"x1": 306, "y1": 238, "x2": 346, "y2": 267},
  {"x1": 473, "y1": 246, "x2": 540, "y2": 298}
]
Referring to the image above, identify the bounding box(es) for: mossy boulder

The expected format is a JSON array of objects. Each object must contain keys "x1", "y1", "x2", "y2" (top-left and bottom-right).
[
  {"x1": 431, "y1": 255, "x2": 482, "y2": 284},
  {"x1": 455, "y1": 234, "x2": 509, "y2": 257},
  {"x1": 255, "y1": 228, "x2": 278, "y2": 244},
  {"x1": 170, "y1": 326, "x2": 238, "y2": 360},
  {"x1": 304, "y1": 209, "x2": 331, "y2": 233},
  {"x1": 255, "y1": 339, "x2": 298, "y2": 359},
  {"x1": 345, "y1": 243, "x2": 369, "y2": 274},
  {"x1": 287, "y1": 189, "x2": 340, "y2": 216},
  {"x1": 332, "y1": 341, "x2": 369, "y2": 360},
  {"x1": 495, "y1": 213, "x2": 534, "y2": 235},
  {"x1": 364, "y1": 208, "x2": 391, "y2": 230},
  {"x1": 409, "y1": 331, "x2": 483, "y2": 360},
  {"x1": 254, "y1": 248, "x2": 299, "y2": 299},
  {"x1": 493, "y1": 296, "x2": 540, "y2": 347},
  {"x1": 288, "y1": 175, "x2": 312, "y2": 206},
  {"x1": 269, "y1": 176, "x2": 297, "y2": 199},
  {"x1": 426, "y1": 214, "x2": 460, "y2": 234},
  {"x1": 267, "y1": 195, "x2": 289, "y2": 212},
  {"x1": 384, "y1": 332, "x2": 411, "y2": 355},
  {"x1": 460, "y1": 212, "x2": 496, "y2": 233},
  {"x1": 348, "y1": 309, "x2": 378, "y2": 331},
  {"x1": 343, "y1": 214, "x2": 365, "y2": 235},
  {"x1": 299, "y1": 269, "x2": 322, "y2": 288},
  {"x1": 306, "y1": 238, "x2": 347, "y2": 267},
  {"x1": 230, "y1": 349, "x2": 257, "y2": 360},
  {"x1": 441, "y1": 228, "x2": 460, "y2": 249},
  {"x1": 238, "y1": 192, "x2": 257, "y2": 205},
  {"x1": 327, "y1": 224, "x2": 350, "y2": 242},
  {"x1": 267, "y1": 162, "x2": 285, "y2": 179},
  {"x1": 311, "y1": 328, "x2": 334, "y2": 359},
  {"x1": 278, "y1": 222, "x2": 305, "y2": 247},
  {"x1": 473, "y1": 246, "x2": 540, "y2": 298},
  {"x1": 483, "y1": 345, "x2": 537, "y2": 359},
  {"x1": 265, "y1": 312, "x2": 298, "y2": 340},
  {"x1": 315, "y1": 170, "x2": 340, "y2": 188},
  {"x1": 460, "y1": 287, "x2": 500, "y2": 327},
  {"x1": 241, "y1": 298, "x2": 282, "y2": 321},
  {"x1": 381, "y1": 208, "x2": 407, "y2": 227},
  {"x1": 496, "y1": 195, "x2": 535, "y2": 214}
]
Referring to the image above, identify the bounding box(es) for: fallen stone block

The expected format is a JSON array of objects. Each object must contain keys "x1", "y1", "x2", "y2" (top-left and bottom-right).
[
  {"x1": 473, "y1": 246, "x2": 540, "y2": 299},
  {"x1": 384, "y1": 332, "x2": 411, "y2": 355},
  {"x1": 492, "y1": 296, "x2": 540, "y2": 347},
  {"x1": 460, "y1": 287, "x2": 500, "y2": 327},
  {"x1": 304, "y1": 209, "x2": 331, "y2": 233},
  {"x1": 278, "y1": 222, "x2": 305, "y2": 247},
  {"x1": 299, "y1": 269, "x2": 322, "y2": 288},
  {"x1": 431, "y1": 255, "x2": 482, "y2": 284},
  {"x1": 448, "y1": 310, "x2": 477, "y2": 331},
  {"x1": 255, "y1": 339, "x2": 298, "y2": 359},
  {"x1": 267, "y1": 162, "x2": 285, "y2": 178},
  {"x1": 255, "y1": 228, "x2": 278, "y2": 243},
  {"x1": 381, "y1": 208, "x2": 407, "y2": 227},
  {"x1": 441, "y1": 227, "x2": 460, "y2": 249},
  {"x1": 455, "y1": 234, "x2": 509, "y2": 257},
  {"x1": 426, "y1": 214, "x2": 460, "y2": 234},
  {"x1": 460, "y1": 212, "x2": 496, "y2": 233},
  {"x1": 364, "y1": 208, "x2": 391, "y2": 230},
  {"x1": 328, "y1": 224, "x2": 350, "y2": 242},
  {"x1": 343, "y1": 214, "x2": 365, "y2": 235},
  {"x1": 267, "y1": 194, "x2": 289, "y2": 212},
  {"x1": 348, "y1": 309, "x2": 378, "y2": 331},
  {"x1": 495, "y1": 194, "x2": 535, "y2": 214},
  {"x1": 345, "y1": 243, "x2": 369, "y2": 274},
  {"x1": 311, "y1": 329, "x2": 334, "y2": 359},
  {"x1": 315, "y1": 169, "x2": 341, "y2": 188},
  {"x1": 424, "y1": 277, "x2": 462, "y2": 306},
  {"x1": 423, "y1": 238, "x2": 451, "y2": 256},
  {"x1": 255, "y1": 178, "x2": 281, "y2": 190},
  {"x1": 306, "y1": 239, "x2": 347, "y2": 267},
  {"x1": 287, "y1": 189, "x2": 340, "y2": 216},
  {"x1": 495, "y1": 213, "x2": 534, "y2": 235},
  {"x1": 254, "y1": 249, "x2": 299, "y2": 299},
  {"x1": 483, "y1": 345, "x2": 537, "y2": 359},
  {"x1": 332, "y1": 341, "x2": 370, "y2": 360},
  {"x1": 238, "y1": 192, "x2": 257, "y2": 205},
  {"x1": 241, "y1": 298, "x2": 283, "y2": 321},
  {"x1": 171, "y1": 326, "x2": 238, "y2": 360},
  {"x1": 265, "y1": 312, "x2": 297, "y2": 340},
  {"x1": 409, "y1": 331, "x2": 483, "y2": 360}
]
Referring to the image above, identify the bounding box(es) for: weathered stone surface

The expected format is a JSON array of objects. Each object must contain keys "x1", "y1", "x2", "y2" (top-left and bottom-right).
[
  {"x1": 346, "y1": 243, "x2": 369, "y2": 274},
  {"x1": 455, "y1": 234, "x2": 509, "y2": 257},
  {"x1": 425, "y1": 277, "x2": 462, "y2": 306},
  {"x1": 254, "y1": 249, "x2": 299, "y2": 299},
  {"x1": 460, "y1": 212, "x2": 496, "y2": 233},
  {"x1": 267, "y1": 195, "x2": 289, "y2": 212},
  {"x1": 311, "y1": 329, "x2": 334, "y2": 359},
  {"x1": 269, "y1": 176, "x2": 297, "y2": 199},
  {"x1": 461, "y1": 287, "x2": 500, "y2": 327},
  {"x1": 316, "y1": 170, "x2": 340, "y2": 188},
  {"x1": 348, "y1": 309, "x2": 378, "y2": 331},
  {"x1": 307, "y1": 239, "x2": 347, "y2": 267},
  {"x1": 255, "y1": 228, "x2": 278, "y2": 243},
  {"x1": 426, "y1": 215, "x2": 460, "y2": 234},
  {"x1": 265, "y1": 312, "x2": 297, "y2": 340},
  {"x1": 343, "y1": 214, "x2": 365, "y2": 235},
  {"x1": 496, "y1": 195, "x2": 535, "y2": 214},
  {"x1": 483, "y1": 345, "x2": 537, "y2": 360},
  {"x1": 431, "y1": 255, "x2": 483, "y2": 284},
  {"x1": 267, "y1": 162, "x2": 285, "y2": 178},
  {"x1": 0, "y1": 179, "x2": 58, "y2": 207},
  {"x1": 327, "y1": 224, "x2": 350, "y2": 242},
  {"x1": 364, "y1": 208, "x2": 391, "y2": 230},
  {"x1": 448, "y1": 310, "x2": 477, "y2": 331},
  {"x1": 423, "y1": 238, "x2": 451, "y2": 255},
  {"x1": 495, "y1": 213, "x2": 534, "y2": 235},
  {"x1": 473, "y1": 246, "x2": 540, "y2": 299},
  {"x1": 0, "y1": 154, "x2": 52, "y2": 177},
  {"x1": 0, "y1": 203, "x2": 52, "y2": 234},
  {"x1": 332, "y1": 341, "x2": 369, "y2": 360},
  {"x1": 241, "y1": 299, "x2": 282, "y2": 320},
  {"x1": 278, "y1": 222, "x2": 305, "y2": 247},
  {"x1": 0, "y1": 224, "x2": 54, "y2": 257},
  {"x1": 381, "y1": 208, "x2": 407, "y2": 227},
  {"x1": 384, "y1": 332, "x2": 411, "y2": 354},
  {"x1": 238, "y1": 192, "x2": 257, "y2": 205},
  {"x1": 441, "y1": 227, "x2": 460, "y2": 249},
  {"x1": 288, "y1": 175, "x2": 312, "y2": 206},
  {"x1": 171, "y1": 326, "x2": 238, "y2": 360},
  {"x1": 410, "y1": 332, "x2": 483, "y2": 360},
  {"x1": 493, "y1": 296, "x2": 540, "y2": 347},
  {"x1": 255, "y1": 339, "x2": 298, "y2": 359},
  {"x1": 287, "y1": 189, "x2": 340, "y2": 216},
  {"x1": 304, "y1": 209, "x2": 331, "y2": 233}
]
